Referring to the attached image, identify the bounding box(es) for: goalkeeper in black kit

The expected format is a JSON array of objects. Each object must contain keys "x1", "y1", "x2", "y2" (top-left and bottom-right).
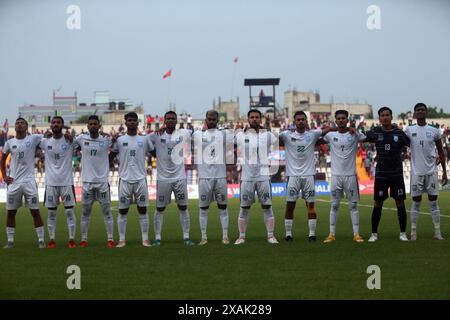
[{"x1": 365, "y1": 107, "x2": 410, "y2": 242}]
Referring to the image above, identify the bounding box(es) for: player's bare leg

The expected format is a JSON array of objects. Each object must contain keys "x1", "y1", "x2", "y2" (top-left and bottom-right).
[{"x1": 284, "y1": 201, "x2": 296, "y2": 241}]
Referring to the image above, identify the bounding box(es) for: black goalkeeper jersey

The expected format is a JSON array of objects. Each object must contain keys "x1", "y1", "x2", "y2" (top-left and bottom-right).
[{"x1": 366, "y1": 127, "x2": 410, "y2": 178}]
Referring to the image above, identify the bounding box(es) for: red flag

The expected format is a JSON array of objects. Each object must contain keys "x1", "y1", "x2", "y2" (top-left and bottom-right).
[
  {"x1": 162, "y1": 69, "x2": 172, "y2": 79},
  {"x1": 233, "y1": 57, "x2": 238, "y2": 63}
]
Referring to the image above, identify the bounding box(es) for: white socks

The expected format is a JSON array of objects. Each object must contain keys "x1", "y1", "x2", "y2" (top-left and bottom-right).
[
  {"x1": 285, "y1": 219, "x2": 293, "y2": 237},
  {"x1": 308, "y1": 219, "x2": 317, "y2": 237},
  {"x1": 263, "y1": 207, "x2": 275, "y2": 238},
  {"x1": 66, "y1": 208, "x2": 76, "y2": 240},
  {"x1": 410, "y1": 201, "x2": 421, "y2": 231},
  {"x1": 118, "y1": 214, "x2": 127, "y2": 242},
  {"x1": 139, "y1": 212, "x2": 149, "y2": 242},
  {"x1": 47, "y1": 209, "x2": 57, "y2": 240},
  {"x1": 238, "y1": 207, "x2": 249, "y2": 238},
  {"x1": 81, "y1": 204, "x2": 92, "y2": 241},
  {"x1": 35, "y1": 226, "x2": 45, "y2": 242},
  {"x1": 154, "y1": 209, "x2": 164, "y2": 240},
  {"x1": 429, "y1": 200, "x2": 441, "y2": 235},
  {"x1": 219, "y1": 208, "x2": 229, "y2": 239},
  {"x1": 179, "y1": 209, "x2": 190, "y2": 239},
  {"x1": 349, "y1": 202, "x2": 360, "y2": 236},
  {"x1": 7, "y1": 227, "x2": 15, "y2": 242},
  {"x1": 329, "y1": 201, "x2": 340, "y2": 235},
  {"x1": 199, "y1": 208, "x2": 208, "y2": 240}
]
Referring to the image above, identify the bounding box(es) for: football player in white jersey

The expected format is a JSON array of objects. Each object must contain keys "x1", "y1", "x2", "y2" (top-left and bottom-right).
[
  {"x1": 149, "y1": 111, "x2": 194, "y2": 246},
  {"x1": 405, "y1": 103, "x2": 447, "y2": 241},
  {"x1": 74, "y1": 115, "x2": 115, "y2": 248},
  {"x1": 110, "y1": 112, "x2": 154, "y2": 247},
  {"x1": 234, "y1": 109, "x2": 279, "y2": 245},
  {"x1": 1, "y1": 118, "x2": 45, "y2": 248},
  {"x1": 193, "y1": 110, "x2": 230, "y2": 245},
  {"x1": 322, "y1": 110, "x2": 365, "y2": 243},
  {"x1": 279, "y1": 111, "x2": 338, "y2": 242},
  {"x1": 40, "y1": 116, "x2": 77, "y2": 249}
]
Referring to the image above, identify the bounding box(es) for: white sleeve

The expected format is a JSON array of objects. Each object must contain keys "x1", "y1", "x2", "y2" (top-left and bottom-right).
[
  {"x1": 358, "y1": 132, "x2": 366, "y2": 142},
  {"x1": 3, "y1": 140, "x2": 10, "y2": 154},
  {"x1": 323, "y1": 132, "x2": 330, "y2": 143},
  {"x1": 147, "y1": 135, "x2": 155, "y2": 151}
]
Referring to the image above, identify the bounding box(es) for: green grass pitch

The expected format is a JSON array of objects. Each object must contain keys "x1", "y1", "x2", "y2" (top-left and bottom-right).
[{"x1": 0, "y1": 193, "x2": 449, "y2": 300}]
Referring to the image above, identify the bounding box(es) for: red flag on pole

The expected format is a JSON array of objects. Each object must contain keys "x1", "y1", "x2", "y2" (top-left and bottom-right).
[
  {"x1": 162, "y1": 69, "x2": 172, "y2": 79},
  {"x1": 233, "y1": 57, "x2": 238, "y2": 63}
]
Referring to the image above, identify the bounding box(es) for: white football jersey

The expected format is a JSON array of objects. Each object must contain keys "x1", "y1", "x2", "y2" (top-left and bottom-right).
[
  {"x1": 74, "y1": 134, "x2": 112, "y2": 183},
  {"x1": 323, "y1": 131, "x2": 366, "y2": 176},
  {"x1": 193, "y1": 129, "x2": 227, "y2": 179},
  {"x1": 112, "y1": 134, "x2": 154, "y2": 182},
  {"x1": 405, "y1": 124, "x2": 441, "y2": 175},
  {"x1": 3, "y1": 134, "x2": 42, "y2": 184},
  {"x1": 40, "y1": 137, "x2": 74, "y2": 186},
  {"x1": 280, "y1": 129, "x2": 322, "y2": 176},
  {"x1": 150, "y1": 129, "x2": 191, "y2": 182},
  {"x1": 235, "y1": 130, "x2": 277, "y2": 182}
]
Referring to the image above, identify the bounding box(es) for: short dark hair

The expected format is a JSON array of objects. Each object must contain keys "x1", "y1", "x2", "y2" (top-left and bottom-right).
[
  {"x1": 414, "y1": 103, "x2": 427, "y2": 111},
  {"x1": 206, "y1": 110, "x2": 219, "y2": 118},
  {"x1": 378, "y1": 106, "x2": 392, "y2": 116},
  {"x1": 15, "y1": 117, "x2": 28, "y2": 126},
  {"x1": 293, "y1": 111, "x2": 307, "y2": 119},
  {"x1": 335, "y1": 110, "x2": 348, "y2": 118},
  {"x1": 124, "y1": 112, "x2": 138, "y2": 120},
  {"x1": 247, "y1": 109, "x2": 262, "y2": 117},
  {"x1": 88, "y1": 115, "x2": 100, "y2": 123},
  {"x1": 164, "y1": 111, "x2": 177, "y2": 119},
  {"x1": 51, "y1": 116, "x2": 64, "y2": 125}
]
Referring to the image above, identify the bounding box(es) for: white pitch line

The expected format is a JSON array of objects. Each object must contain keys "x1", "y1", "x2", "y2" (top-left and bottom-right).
[{"x1": 315, "y1": 199, "x2": 450, "y2": 218}]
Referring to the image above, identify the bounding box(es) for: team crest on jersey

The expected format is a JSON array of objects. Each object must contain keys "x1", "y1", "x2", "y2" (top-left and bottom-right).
[
  {"x1": 305, "y1": 135, "x2": 312, "y2": 143},
  {"x1": 48, "y1": 196, "x2": 54, "y2": 202},
  {"x1": 398, "y1": 189, "x2": 404, "y2": 196},
  {"x1": 333, "y1": 137, "x2": 338, "y2": 142},
  {"x1": 412, "y1": 133, "x2": 417, "y2": 137},
  {"x1": 12, "y1": 145, "x2": 17, "y2": 149},
  {"x1": 47, "y1": 146, "x2": 53, "y2": 150},
  {"x1": 426, "y1": 131, "x2": 432, "y2": 139},
  {"x1": 99, "y1": 141, "x2": 105, "y2": 147},
  {"x1": 62, "y1": 144, "x2": 68, "y2": 151},
  {"x1": 347, "y1": 136, "x2": 353, "y2": 142},
  {"x1": 176, "y1": 137, "x2": 183, "y2": 143},
  {"x1": 137, "y1": 141, "x2": 143, "y2": 148},
  {"x1": 123, "y1": 142, "x2": 128, "y2": 146},
  {"x1": 393, "y1": 135, "x2": 398, "y2": 142},
  {"x1": 26, "y1": 141, "x2": 32, "y2": 148}
]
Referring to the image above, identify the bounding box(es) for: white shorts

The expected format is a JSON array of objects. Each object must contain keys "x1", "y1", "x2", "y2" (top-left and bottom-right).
[
  {"x1": 410, "y1": 173, "x2": 439, "y2": 197},
  {"x1": 45, "y1": 186, "x2": 76, "y2": 208},
  {"x1": 82, "y1": 182, "x2": 111, "y2": 206},
  {"x1": 240, "y1": 180, "x2": 272, "y2": 207},
  {"x1": 331, "y1": 175, "x2": 359, "y2": 203},
  {"x1": 199, "y1": 178, "x2": 228, "y2": 208},
  {"x1": 118, "y1": 179, "x2": 149, "y2": 209},
  {"x1": 7, "y1": 182, "x2": 39, "y2": 211},
  {"x1": 286, "y1": 176, "x2": 315, "y2": 203},
  {"x1": 156, "y1": 179, "x2": 188, "y2": 208}
]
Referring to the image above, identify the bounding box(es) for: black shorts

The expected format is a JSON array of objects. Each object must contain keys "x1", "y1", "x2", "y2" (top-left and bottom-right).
[{"x1": 374, "y1": 176, "x2": 406, "y2": 201}]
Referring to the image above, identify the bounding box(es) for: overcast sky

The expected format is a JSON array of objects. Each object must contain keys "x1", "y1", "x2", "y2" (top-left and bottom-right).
[{"x1": 1, "y1": 0, "x2": 449, "y2": 122}]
